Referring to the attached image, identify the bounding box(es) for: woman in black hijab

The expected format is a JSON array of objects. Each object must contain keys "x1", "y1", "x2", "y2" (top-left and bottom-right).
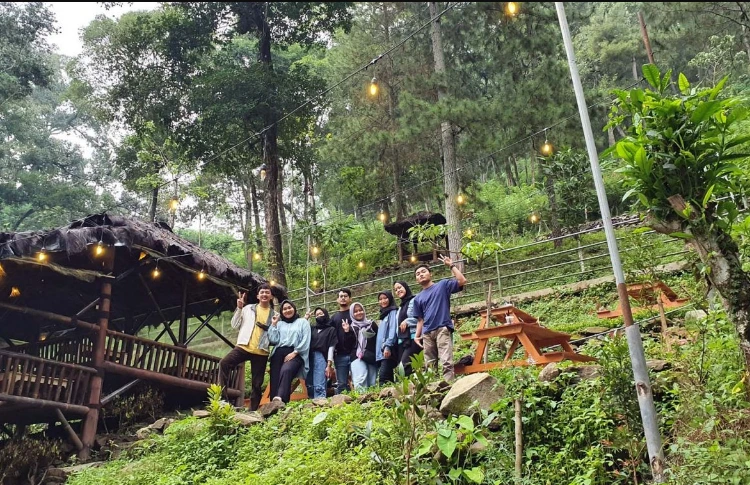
[
  {"x1": 393, "y1": 280, "x2": 421, "y2": 376},
  {"x1": 306, "y1": 307, "x2": 338, "y2": 399}
]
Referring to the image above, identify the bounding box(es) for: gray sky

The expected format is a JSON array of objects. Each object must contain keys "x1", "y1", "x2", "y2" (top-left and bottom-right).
[{"x1": 47, "y1": 2, "x2": 159, "y2": 57}]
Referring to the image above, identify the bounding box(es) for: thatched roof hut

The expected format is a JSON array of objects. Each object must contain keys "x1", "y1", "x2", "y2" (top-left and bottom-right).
[
  {"x1": 383, "y1": 211, "x2": 446, "y2": 240},
  {"x1": 0, "y1": 214, "x2": 285, "y2": 342}
]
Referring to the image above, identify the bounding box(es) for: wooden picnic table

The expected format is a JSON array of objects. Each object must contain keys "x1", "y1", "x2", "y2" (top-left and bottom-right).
[
  {"x1": 596, "y1": 281, "x2": 689, "y2": 319},
  {"x1": 455, "y1": 304, "x2": 596, "y2": 375}
]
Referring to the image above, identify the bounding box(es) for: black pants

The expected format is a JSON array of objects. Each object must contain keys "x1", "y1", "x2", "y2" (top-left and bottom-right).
[
  {"x1": 378, "y1": 357, "x2": 398, "y2": 384},
  {"x1": 398, "y1": 339, "x2": 423, "y2": 376},
  {"x1": 219, "y1": 347, "x2": 268, "y2": 411},
  {"x1": 269, "y1": 346, "x2": 303, "y2": 403}
]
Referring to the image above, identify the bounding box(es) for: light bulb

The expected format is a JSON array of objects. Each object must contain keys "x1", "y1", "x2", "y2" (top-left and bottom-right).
[
  {"x1": 530, "y1": 213, "x2": 540, "y2": 224},
  {"x1": 506, "y1": 2, "x2": 518, "y2": 16},
  {"x1": 378, "y1": 212, "x2": 387, "y2": 223},
  {"x1": 260, "y1": 169, "x2": 267, "y2": 181},
  {"x1": 9, "y1": 287, "x2": 20, "y2": 298},
  {"x1": 253, "y1": 252, "x2": 261, "y2": 261},
  {"x1": 358, "y1": 260, "x2": 365, "y2": 269},
  {"x1": 540, "y1": 141, "x2": 553, "y2": 156},
  {"x1": 456, "y1": 194, "x2": 466, "y2": 205},
  {"x1": 270, "y1": 280, "x2": 276, "y2": 286},
  {"x1": 152, "y1": 267, "x2": 160, "y2": 278},
  {"x1": 465, "y1": 229, "x2": 473, "y2": 238},
  {"x1": 312, "y1": 280, "x2": 319, "y2": 288},
  {"x1": 169, "y1": 197, "x2": 179, "y2": 213},
  {"x1": 95, "y1": 242, "x2": 105, "y2": 257},
  {"x1": 369, "y1": 77, "x2": 378, "y2": 96},
  {"x1": 198, "y1": 269, "x2": 206, "y2": 280},
  {"x1": 37, "y1": 250, "x2": 47, "y2": 262},
  {"x1": 410, "y1": 254, "x2": 417, "y2": 263},
  {"x1": 0, "y1": 263, "x2": 5, "y2": 277},
  {"x1": 311, "y1": 246, "x2": 319, "y2": 256}
]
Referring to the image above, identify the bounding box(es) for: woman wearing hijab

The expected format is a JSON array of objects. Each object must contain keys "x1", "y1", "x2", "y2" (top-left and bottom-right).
[
  {"x1": 267, "y1": 300, "x2": 311, "y2": 403},
  {"x1": 348, "y1": 302, "x2": 379, "y2": 390},
  {"x1": 393, "y1": 281, "x2": 421, "y2": 376},
  {"x1": 376, "y1": 291, "x2": 399, "y2": 384},
  {"x1": 306, "y1": 307, "x2": 337, "y2": 399}
]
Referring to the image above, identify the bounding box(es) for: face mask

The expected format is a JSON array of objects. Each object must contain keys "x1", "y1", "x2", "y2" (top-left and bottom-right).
[{"x1": 316, "y1": 316, "x2": 327, "y2": 326}]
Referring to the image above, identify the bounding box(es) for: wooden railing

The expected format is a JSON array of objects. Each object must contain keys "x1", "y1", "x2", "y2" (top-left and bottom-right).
[
  {"x1": 103, "y1": 331, "x2": 241, "y2": 391},
  {"x1": 0, "y1": 350, "x2": 95, "y2": 412},
  {"x1": 14, "y1": 335, "x2": 94, "y2": 365}
]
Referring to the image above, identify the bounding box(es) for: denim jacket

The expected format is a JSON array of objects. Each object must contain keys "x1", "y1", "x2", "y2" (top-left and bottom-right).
[{"x1": 376, "y1": 308, "x2": 398, "y2": 362}]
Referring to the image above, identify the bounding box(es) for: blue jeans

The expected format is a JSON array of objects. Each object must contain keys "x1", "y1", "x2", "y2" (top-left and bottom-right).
[
  {"x1": 307, "y1": 351, "x2": 327, "y2": 399},
  {"x1": 350, "y1": 358, "x2": 377, "y2": 391},
  {"x1": 334, "y1": 354, "x2": 351, "y2": 394}
]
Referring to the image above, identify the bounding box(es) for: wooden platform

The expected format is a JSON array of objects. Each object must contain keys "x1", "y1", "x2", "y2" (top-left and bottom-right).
[{"x1": 455, "y1": 304, "x2": 595, "y2": 374}]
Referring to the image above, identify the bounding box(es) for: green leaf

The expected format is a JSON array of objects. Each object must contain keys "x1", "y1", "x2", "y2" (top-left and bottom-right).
[
  {"x1": 448, "y1": 468, "x2": 462, "y2": 481},
  {"x1": 678, "y1": 73, "x2": 690, "y2": 95},
  {"x1": 437, "y1": 431, "x2": 457, "y2": 459},
  {"x1": 642, "y1": 64, "x2": 660, "y2": 89},
  {"x1": 690, "y1": 100, "x2": 722, "y2": 123},
  {"x1": 312, "y1": 411, "x2": 328, "y2": 426},
  {"x1": 669, "y1": 232, "x2": 693, "y2": 240},
  {"x1": 463, "y1": 467, "x2": 485, "y2": 483},
  {"x1": 456, "y1": 415, "x2": 475, "y2": 432},
  {"x1": 709, "y1": 76, "x2": 728, "y2": 100},
  {"x1": 702, "y1": 185, "x2": 715, "y2": 208}
]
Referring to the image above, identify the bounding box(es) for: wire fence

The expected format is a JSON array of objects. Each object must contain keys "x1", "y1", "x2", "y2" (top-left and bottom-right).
[{"x1": 288, "y1": 222, "x2": 691, "y2": 317}]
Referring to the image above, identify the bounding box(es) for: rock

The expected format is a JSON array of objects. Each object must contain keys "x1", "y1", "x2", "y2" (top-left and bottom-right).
[
  {"x1": 135, "y1": 427, "x2": 154, "y2": 440},
  {"x1": 572, "y1": 365, "x2": 602, "y2": 382},
  {"x1": 330, "y1": 394, "x2": 353, "y2": 407},
  {"x1": 361, "y1": 402, "x2": 373, "y2": 409},
  {"x1": 233, "y1": 412, "x2": 264, "y2": 426},
  {"x1": 426, "y1": 380, "x2": 451, "y2": 393},
  {"x1": 579, "y1": 326, "x2": 612, "y2": 337},
  {"x1": 469, "y1": 440, "x2": 488, "y2": 455},
  {"x1": 47, "y1": 462, "x2": 104, "y2": 481},
  {"x1": 684, "y1": 310, "x2": 707, "y2": 324},
  {"x1": 646, "y1": 359, "x2": 671, "y2": 372},
  {"x1": 439, "y1": 373, "x2": 504, "y2": 416},
  {"x1": 192, "y1": 409, "x2": 210, "y2": 419},
  {"x1": 357, "y1": 393, "x2": 376, "y2": 404},
  {"x1": 258, "y1": 399, "x2": 285, "y2": 417},
  {"x1": 538, "y1": 363, "x2": 561, "y2": 382},
  {"x1": 378, "y1": 387, "x2": 398, "y2": 399},
  {"x1": 94, "y1": 436, "x2": 109, "y2": 449},
  {"x1": 149, "y1": 417, "x2": 175, "y2": 432},
  {"x1": 312, "y1": 398, "x2": 329, "y2": 406}
]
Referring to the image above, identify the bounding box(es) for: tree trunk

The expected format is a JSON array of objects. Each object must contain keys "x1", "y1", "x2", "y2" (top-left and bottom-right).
[
  {"x1": 544, "y1": 171, "x2": 562, "y2": 247},
  {"x1": 505, "y1": 156, "x2": 517, "y2": 187},
  {"x1": 429, "y1": 1, "x2": 462, "y2": 266},
  {"x1": 250, "y1": 176, "x2": 263, "y2": 252},
  {"x1": 12, "y1": 208, "x2": 35, "y2": 231},
  {"x1": 149, "y1": 185, "x2": 159, "y2": 222},
  {"x1": 652, "y1": 215, "x2": 750, "y2": 392},
  {"x1": 277, "y1": 162, "x2": 288, "y2": 233}
]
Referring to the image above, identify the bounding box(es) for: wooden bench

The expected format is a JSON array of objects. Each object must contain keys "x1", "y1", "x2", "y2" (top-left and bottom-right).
[
  {"x1": 596, "y1": 281, "x2": 689, "y2": 319},
  {"x1": 455, "y1": 304, "x2": 596, "y2": 374}
]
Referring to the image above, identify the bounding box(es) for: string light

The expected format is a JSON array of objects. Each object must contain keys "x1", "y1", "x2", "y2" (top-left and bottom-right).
[
  {"x1": 258, "y1": 163, "x2": 267, "y2": 181},
  {"x1": 37, "y1": 249, "x2": 48, "y2": 262},
  {"x1": 95, "y1": 241, "x2": 105, "y2": 257},
  {"x1": 0, "y1": 263, "x2": 5, "y2": 277},
  {"x1": 465, "y1": 228, "x2": 474, "y2": 238},
  {"x1": 312, "y1": 279, "x2": 319, "y2": 288},
  {"x1": 358, "y1": 260, "x2": 365, "y2": 269},
  {"x1": 270, "y1": 279, "x2": 277, "y2": 286},
  {"x1": 369, "y1": 77, "x2": 378, "y2": 96},
  {"x1": 505, "y1": 2, "x2": 518, "y2": 16},
  {"x1": 456, "y1": 194, "x2": 466, "y2": 205},
  {"x1": 152, "y1": 263, "x2": 161, "y2": 279},
  {"x1": 530, "y1": 213, "x2": 540, "y2": 224},
  {"x1": 378, "y1": 212, "x2": 388, "y2": 223},
  {"x1": 253, "y1": 252, "x2": 262, "y2": 261},
  {"x1": 540, "y1": 128, "x2": 554, "y2": 156},
  {"x1": 310, "y1": 246, "x2": 320, "y2": 257},
  {"x1": 139, "y1": 251, "x2": 148, "y2": 260},
  {"x1": 169, "y1": 196, "x2": 179, "y2": 213},
  {"x1": 197, "y1": 268, "x2": 206, "y2": 281},
  {"x1": 410, "y1": 254, "x2": 418, "y2": 263},
  {"x1": 9, "y1": 287, "x2": 20, "y2": 298}
]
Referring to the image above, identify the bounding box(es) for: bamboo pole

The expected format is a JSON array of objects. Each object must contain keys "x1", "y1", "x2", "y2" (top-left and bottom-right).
[{"x1": 514, "y1": 398, "x2": 523, "y2": 481}]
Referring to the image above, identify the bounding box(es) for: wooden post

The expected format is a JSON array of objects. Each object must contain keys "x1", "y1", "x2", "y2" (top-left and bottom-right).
[
  {"x1": 514, "y1": 398, "x2": 523, "y2": 481},
  {"x1": 637, "y1": 12, "x2": 655, "y2": 65},
  {"x1": 177, "y1": 281, "x2": 188, "y2": 378},
  {"x1": 79, "y1": 254, "x2": 114, "y2": 460}
]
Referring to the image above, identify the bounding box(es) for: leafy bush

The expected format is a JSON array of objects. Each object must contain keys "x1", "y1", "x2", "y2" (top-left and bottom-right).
[{"x1": 0, "y1": 436, "x2": 62, "y2": 484}]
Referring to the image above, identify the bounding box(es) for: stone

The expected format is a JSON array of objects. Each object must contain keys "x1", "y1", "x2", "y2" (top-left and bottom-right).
[
  {"x1": 357, "y1": 393, "x2": 376, "y2": 404},
  {"x1": 135, "y1": 427, "x2": 154, "y2": 440},
  {"x1": 646, "y1": 359, "x2": 671, "y2": 372},
  {"x1": 684, "y1": 310, "x2": 707, "y2": 325},
  {"x1": 233, "y1": 412, "x2": 264, "y2": 426},
  {"x1": 192, "y1": 409, "x2": 210, "y2": 419},
  {"x1": 439, "y1": 373, "x2": 504, "y2": 416},
  {"x1": 149, "y1": 417, "x2": 175, "y2": 432},
  {"x1": 469, "y1": 440, "x2": 488, "y2": 455},
  {"x1": 258, "y1": 399, "x2": 285, "y2": 417},
  {"x1": 426, "y1": 380, "x2": 451, "y2": 394},
  {"x1": 572, "y1": 365, "x2": 602, "y2": 382},
  {"x1": 538, "y1": 363, "x2": 561, "y2": 382},
  {"x1": 378, "y1": 387, "x2": 398, "y2": 399},
  {"x1": 47, "y1": 462, "x2": 104, "y2": 481},
  {"x1": 330, "y1": 394, "x2": 353, "y2": 407},
  {"x1": 312, "y1": 398, "x2": 329, "y2": 406}
]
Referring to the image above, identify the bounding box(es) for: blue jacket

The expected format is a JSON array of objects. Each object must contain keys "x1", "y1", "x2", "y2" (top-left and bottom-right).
[{"x1": 376, "y1": 308, "x2": 398, "y2": 362}]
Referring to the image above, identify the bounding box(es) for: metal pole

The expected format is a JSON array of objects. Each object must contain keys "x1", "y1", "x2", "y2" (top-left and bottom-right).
[
  {"x1": 305, "y1": 233, "x2": 311, "y2": 313},
  {"x1": 555, "y1": 3, "x2": 666, "y2": 482}
]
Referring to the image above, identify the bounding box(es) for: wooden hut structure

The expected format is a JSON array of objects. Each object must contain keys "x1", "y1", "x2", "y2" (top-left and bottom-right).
[
  {"x1": 384, "y1": 212, "x2": 447, "y2": 262},
  {"x1": 0, "y1": 214, "x2": 285, "y2": 457}
]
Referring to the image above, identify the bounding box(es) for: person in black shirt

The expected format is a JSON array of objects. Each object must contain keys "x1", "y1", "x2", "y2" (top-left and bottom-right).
[
  {"x1": 306, "y1": 307, "x2": 337, "y2": 399},
  {"x1": 329, "y1": 288, "x2": 356, "y2": 394}
]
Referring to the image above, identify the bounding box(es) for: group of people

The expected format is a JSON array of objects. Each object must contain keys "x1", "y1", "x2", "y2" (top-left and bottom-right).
[{"x1": 219, "y1": 255, "x2": 467, "y2": 410}]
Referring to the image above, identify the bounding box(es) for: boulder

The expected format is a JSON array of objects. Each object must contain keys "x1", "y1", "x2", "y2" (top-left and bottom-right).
[
  {"x1": 538, "y1": 363, "x2": 561, "y2": 382},
  {"x1": 312, "y1": 398, "x2": 329, "y2": 406},
  {"x1": 378, "y1": 387, "x2": 398, "y2": 399},
  {"x1": 357, "y1": 393, "x2": 376, "y2": 404},
  {"x1": 192, "y1": 409, "x2": 210, "y2": 419},
  {"x1": 46, "y1": 462, "x2": 104, "y2": 481},
  {"x1": 233, "y1": 412, "x2": 264, "y2": 427},
  {"x1": 258, "y1": 399, "x2": 285, "y2": 417},
  {"x1": 148, "y1": 417, "x2": 174, "y2": 432},
  {"x1": 571, "y1": 365, "x2": 602, "y2": 382},
  {"x1": 684, "y1": 310, "x2": 707, "y2": 325},
  {"x1": 646, "y1": 359, "x2": 671, "y2": 372},
  {"x1": 135, "y1": 427, "x2": 154, "y2": 440},
  {"x1": 330, "y1": 394, "x2": 353, "y2": 407},
  {"x1": 439, "y1": 373, "x2": 503, "y2": 416}
]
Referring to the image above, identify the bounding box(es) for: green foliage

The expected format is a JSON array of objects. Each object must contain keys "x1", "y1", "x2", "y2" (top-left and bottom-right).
[
  {"x1": 205, "y1": 384, "x2": 237, "y2": 436},
  {"x1": 0, "y1": 436, "x2": 62, "y2": 484},
  {"x1": 608, "y1": 65, "x2": 749, "y2": 231},
  {"x1": 101, "y1": 385, "x2": 165, "y2": 430}
]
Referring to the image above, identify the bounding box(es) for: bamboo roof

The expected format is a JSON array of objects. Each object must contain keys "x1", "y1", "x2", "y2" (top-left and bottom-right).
[
  {"x1": 0, "y1": 214, "x2": 285, "y2": 341},
  {"x1": 383, "y1": 212, "x2": 446, "y2": 239}
]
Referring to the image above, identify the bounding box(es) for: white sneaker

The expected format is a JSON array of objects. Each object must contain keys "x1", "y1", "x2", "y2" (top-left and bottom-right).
[{"x1": 272, "y1": 396, "x2": 283, "y2": 403}]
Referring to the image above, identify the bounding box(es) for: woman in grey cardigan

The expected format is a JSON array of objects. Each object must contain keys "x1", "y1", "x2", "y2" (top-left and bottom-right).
[{"x1": 267, "y1": 300, "x2": 311, "y2": 403}]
